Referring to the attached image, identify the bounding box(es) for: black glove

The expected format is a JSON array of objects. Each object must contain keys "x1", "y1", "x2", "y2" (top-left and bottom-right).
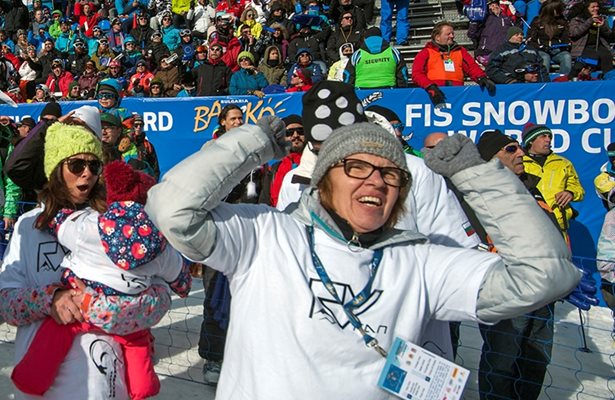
[
  {"x1": 425, "y1": 84, "x2": 446, "y2": 107},
  {"x1": 478, "y1": 77, "x2": 496, "y2": 96}
]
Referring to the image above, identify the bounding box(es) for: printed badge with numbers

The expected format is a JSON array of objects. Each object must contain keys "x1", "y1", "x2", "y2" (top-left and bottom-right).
[{"x1": 377, "y1": 337, "x2": 469, "y2": 400}]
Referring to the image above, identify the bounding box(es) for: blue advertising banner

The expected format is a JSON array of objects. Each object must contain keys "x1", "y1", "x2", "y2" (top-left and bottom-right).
[{"x1": 1, "y1": 81, "x2": 613, "y2": 258}]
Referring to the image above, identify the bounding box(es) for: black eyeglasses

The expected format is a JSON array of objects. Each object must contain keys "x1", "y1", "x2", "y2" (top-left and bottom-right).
[
  {"x1": 64, "y1": 158, "x2": 103, "y2": 175},
  {"x1": 285, "y1": 127, "x2": 304, "y2": 136},
  {"x1": 239, "y1": 57, "x2": 251, "y2": 62},
  {"x1": 335, "y1": 158, "x2": 409, "y2": 187},
  {"x1": 134, "y1": 122, "x2": 144, "y2": 127},
  {"x1": 502, "y1": 144, "x2": 522, "y2": 153}
]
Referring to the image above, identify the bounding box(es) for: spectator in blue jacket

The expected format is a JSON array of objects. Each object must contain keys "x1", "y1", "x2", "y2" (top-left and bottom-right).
[
  {"x1": 285, "y1": 48, "x2": 324, "y2": 85},
  {"x1": 160, "y1": 11, "x2": 181, "y2": 51},
  {"x1": 54, "y1": 18, "x2": 78, "y2": 56},
  {"x1": 229, "y1": 51, "x2": 268, "y2": 96}
]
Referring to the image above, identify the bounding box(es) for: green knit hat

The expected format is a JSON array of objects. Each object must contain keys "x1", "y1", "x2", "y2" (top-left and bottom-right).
[
  {"x1": 237, "y1": 50, "x2": 255, "y2": 64},
  {"x1": 44, "y1": 123, "x2": 103, "y2": 178}
]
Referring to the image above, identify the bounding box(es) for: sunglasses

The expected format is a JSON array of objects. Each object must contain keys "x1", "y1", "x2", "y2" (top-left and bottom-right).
[
  {"x1": 285, "y1": 127, "x2": 304, "y2": 136},
  {"x1": 151, "y1": 85, "x2": 161, "y2": 89},
  {"x1": 97, "y1": 92, "x2": 116, "y2": 100},
  {"x1": 239, "y1": 57, "x2": 251, "y2": 62},
  {"x1": 163, "y1": 17, "x2": 171, "y2": 21},
  {"x1": 65, "y1": 158, "x2": 103, "y2": 175},
  {"x1": 134, "y1": 122, "x2": 144, "y2": 127},
  {"x1": 210, "y1": 47, "x2": 222, "y2": 52},
  {"x1": 502, "y1": 144, "x2": 522, "y2": 153},
  {"x1": 391, "y1": 122, "x2": 403, "y2": 131}
]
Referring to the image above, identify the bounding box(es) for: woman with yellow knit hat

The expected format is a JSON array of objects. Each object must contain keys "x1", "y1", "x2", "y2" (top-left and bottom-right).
[{"x1": 0, "y1": 123, "x2": 171, "y2": 399}]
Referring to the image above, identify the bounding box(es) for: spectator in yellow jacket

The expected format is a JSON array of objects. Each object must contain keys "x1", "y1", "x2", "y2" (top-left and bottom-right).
[{"x1": 522, "y1": 123, "x2": 584, "y2": 231}]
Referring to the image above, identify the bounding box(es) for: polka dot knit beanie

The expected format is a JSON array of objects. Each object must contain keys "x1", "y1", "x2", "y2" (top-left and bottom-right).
[{"x1": 301, "y1": 81, "x2": 367, "y2": 144}]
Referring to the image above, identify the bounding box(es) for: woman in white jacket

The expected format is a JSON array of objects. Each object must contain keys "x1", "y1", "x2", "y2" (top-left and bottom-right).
[{"x1": 147, "y1": 116, "x2": 580, "y2": 400}]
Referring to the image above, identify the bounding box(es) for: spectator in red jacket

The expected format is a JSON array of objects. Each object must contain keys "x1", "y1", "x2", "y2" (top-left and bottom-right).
[
  {"x1": 45, "y1": 58, "x2": 74, "y2": 98},
  {"x1": 412, "y1": 21, "x2": 495, "y2": 107}
]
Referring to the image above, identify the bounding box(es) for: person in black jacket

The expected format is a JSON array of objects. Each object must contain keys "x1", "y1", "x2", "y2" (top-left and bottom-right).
[
  {"x1": 0, "y1": 0, "x2": 29, "y2": 39},
  {"x1": 193, "y1": 42, "x2": 232, "y2": 96},
  {"x1": 36, "y1": 39, "x2": 62, "y2": 85},
  {"x1": 325, "y1": 11, "x2": 362, "y2": 63},
  {"x1": 486, "y1": 27, "x2": 550, "y2": 83}
]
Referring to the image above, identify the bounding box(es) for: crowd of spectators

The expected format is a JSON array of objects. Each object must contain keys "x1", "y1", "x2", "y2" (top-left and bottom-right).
[{"x1": 0, "y1": 0, "x2": 612, "y2": 105}]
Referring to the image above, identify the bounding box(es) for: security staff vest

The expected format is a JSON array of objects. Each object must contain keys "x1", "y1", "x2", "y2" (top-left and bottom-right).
[{"x1": 355, "y1": 47, "x2": 396, "y2": 88}]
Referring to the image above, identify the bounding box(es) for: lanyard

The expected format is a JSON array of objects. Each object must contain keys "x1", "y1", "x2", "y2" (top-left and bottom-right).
[{"x1": 306, "y1": 225, "x2": 388, "y2": 358}]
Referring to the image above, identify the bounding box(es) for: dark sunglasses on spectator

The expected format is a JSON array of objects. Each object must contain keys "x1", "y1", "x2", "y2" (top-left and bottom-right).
[
  {"x1": 239, "y1": 57, "x2": 251, "y2": 62},
  {"x1": 151, "y1": 84, "x2": 161, "y2": 89},
  {"x1": 391, "y1": 122, "x2": 403, "y2": 131},
  {"x1": 163, "y1": 17, "x2": 171, "y2": 21},
  {"x1": 134, "y1": 122, "x2": 144, "y2": 127},
  {"x1": 97, "y1": 92, "x2": 116, "y2": 100},
  {"x1": 286, "y1": 127, "x2": 304, "y2": 136},
  {"x1": 502, "y1": 144, "x2": 522, "y2": 153},
  {"x1": 65, "y1": 158, "x2": 103, "y2": 175}
]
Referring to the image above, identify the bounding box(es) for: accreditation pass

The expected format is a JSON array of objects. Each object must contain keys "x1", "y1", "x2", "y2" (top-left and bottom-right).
[{"x1": 377, "y1": 337, "x2": 469, "y2": 399}]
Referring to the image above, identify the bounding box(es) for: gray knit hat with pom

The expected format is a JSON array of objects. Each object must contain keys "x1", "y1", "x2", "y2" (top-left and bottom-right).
[{"x1": 311, "y1": 122, "x2": 410, "y2": 193}]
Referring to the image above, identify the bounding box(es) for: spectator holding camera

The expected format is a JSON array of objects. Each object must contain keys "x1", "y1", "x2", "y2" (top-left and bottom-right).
[
  {"x1": 145, "y1": 31, "x2": 171, "y2": 65},
  {"x1": 568, "y1": 0, "x2": 614, "y2": 74},
  {"x1": 154, "y1": 53, "x2": 181, "y2": 96},
  {"x1": 487, "y1": 26, "x2": 550, "y2": 83},
  {"x1": 37, "y1": 39, "x2": 61, "y2": 84}
]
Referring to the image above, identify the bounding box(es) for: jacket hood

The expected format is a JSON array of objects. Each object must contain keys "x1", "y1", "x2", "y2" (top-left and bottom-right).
[
  {"x1": 361, "y1": 35, "x2": 389, "y2": 54},
  {"x1": 290, "y1": 188, "x2": 427, "y2": 250},
  {"x1": 263, "y1": 45, "x2": 283, "y2": 67}
]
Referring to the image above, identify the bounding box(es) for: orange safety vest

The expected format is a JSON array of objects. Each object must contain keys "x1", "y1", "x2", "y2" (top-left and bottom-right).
[{"x1": 425, "y1": 47, "x2": 464, "y2": 84}]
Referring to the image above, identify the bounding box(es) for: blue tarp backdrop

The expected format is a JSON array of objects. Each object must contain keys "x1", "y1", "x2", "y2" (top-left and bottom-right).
[{"x1": 1, "y1": 80, "x2": 614, "y2": 258}]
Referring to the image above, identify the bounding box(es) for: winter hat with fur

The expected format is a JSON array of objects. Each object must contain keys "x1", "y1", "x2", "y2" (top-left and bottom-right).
[
  {"x1": 44, "y1": 123, "x2": 103, "y2": 178},
  {"x1": 311, "y1": 122, "x2": 410, "y2": 195}
]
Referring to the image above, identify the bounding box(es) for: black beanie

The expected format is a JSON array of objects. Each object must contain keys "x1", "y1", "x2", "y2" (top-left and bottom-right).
[
  {"x1": 283, "y1": 114, "x2": 302, "y2": 126},
  {"x1": 477, "y1": 130, "x2": 516, "y2": 161},
  {"x1": 40, "y1": 101, "x2": 62, "y2": 119},
  {"x1": 301, "y1": 81, "x2": 367, "y2": 143}
]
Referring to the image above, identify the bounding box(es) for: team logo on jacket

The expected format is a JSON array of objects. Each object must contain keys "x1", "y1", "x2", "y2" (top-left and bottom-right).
[
  {"x1": 37, "y1": 241, "x2": 69, "y2": 273},
  {"x1": 308, "y1": 278, "x2": 383, "y2": 329}
]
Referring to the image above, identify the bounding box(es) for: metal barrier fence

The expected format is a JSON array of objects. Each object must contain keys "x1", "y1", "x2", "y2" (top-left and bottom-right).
[{"x1": 0, "y1": 230, "x2": 614, "y2": 398}]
